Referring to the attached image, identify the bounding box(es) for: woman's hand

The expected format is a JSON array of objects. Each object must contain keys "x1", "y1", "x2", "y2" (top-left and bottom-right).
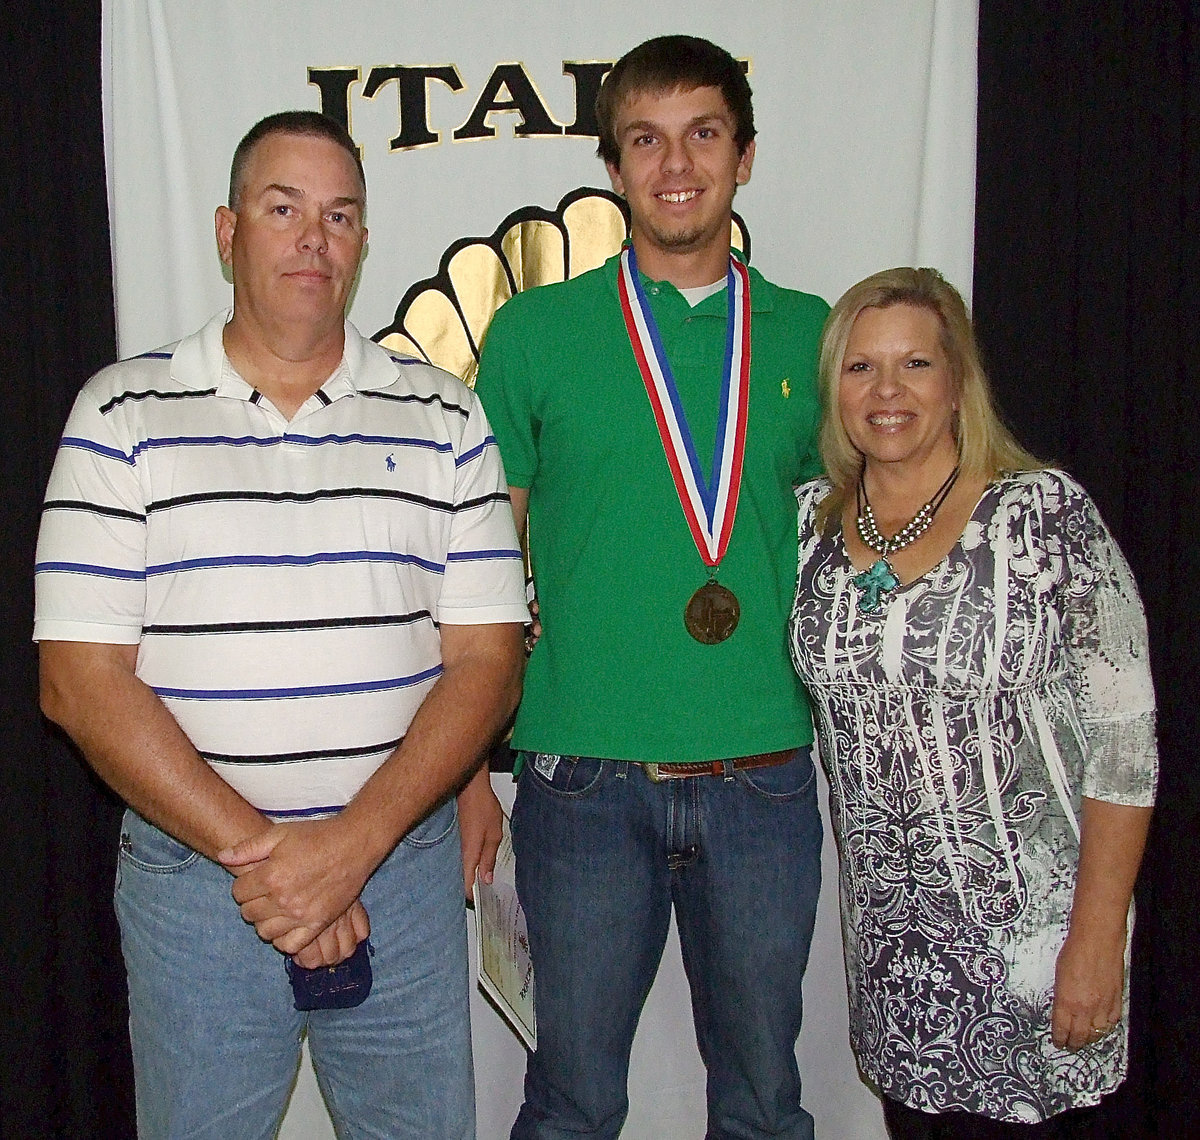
[
  {"x1": 1051, "y1": 925, "x2": 1125, "y2": 1050},
  {"x1": 1051, "y1": 797, "x2": 1153, "y2": 1051}
]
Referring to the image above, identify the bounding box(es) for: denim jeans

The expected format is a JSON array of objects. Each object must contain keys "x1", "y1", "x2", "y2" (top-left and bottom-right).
[
  {"x1": 510, "y1": 749, "x2": 822, "y2": 1140},
  {"x1": 114, "y1": 802, "x2": 474, "y2": 1140}
]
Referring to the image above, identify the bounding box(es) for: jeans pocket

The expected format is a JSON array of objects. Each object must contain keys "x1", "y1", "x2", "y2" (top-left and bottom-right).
[
  {"x1": 521, "y1": 753, "x2": 607, "y2": 798},
  {"x1": 735, "y1": 748, "x2": 816, "y2": 801},
  {"x1": 118, "y1": 810, "x2": 201, "y2": 874},
  {"x1": 402, "y1": 797, "x2": 457, "y2": 848}
]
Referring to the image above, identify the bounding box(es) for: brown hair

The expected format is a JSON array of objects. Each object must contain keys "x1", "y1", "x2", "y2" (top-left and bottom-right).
[
  {"x1": 595, "y1": 35, "x2": 754, "y2": 167},
  {"x1": 228, "y1": 111, "x2": 365, "y2": 210}
]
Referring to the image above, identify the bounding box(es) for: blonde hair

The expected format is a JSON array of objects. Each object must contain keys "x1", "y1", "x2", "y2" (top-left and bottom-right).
[{"x1": 814, "y1": 267, "x2": 1041, "y2": 531}]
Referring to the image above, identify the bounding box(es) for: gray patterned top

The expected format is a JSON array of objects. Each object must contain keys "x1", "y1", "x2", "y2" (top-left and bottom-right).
[{"x1": 788, "y1": 469, "x2": 1157, "y2": 1122}]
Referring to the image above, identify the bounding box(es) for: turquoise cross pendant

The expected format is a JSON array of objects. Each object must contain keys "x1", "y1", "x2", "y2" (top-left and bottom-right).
[{"x1": 852, "y1": 558, "x2": 900, "y2": 614}]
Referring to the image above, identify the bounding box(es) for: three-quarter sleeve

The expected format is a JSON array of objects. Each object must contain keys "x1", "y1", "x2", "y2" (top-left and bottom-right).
[{"x1": 1056, "y1": 475, "x2": 1158, "y2": 806}]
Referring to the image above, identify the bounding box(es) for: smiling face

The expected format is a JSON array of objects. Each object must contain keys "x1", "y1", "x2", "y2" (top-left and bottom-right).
[
  {"x1": 215, "y1": 131, "x2": 367, "y2": 342},
  {"x1": 838, "y1": 303, "x2": 960, "y2": 476},
  {"x1": 606, "y1": 85, "x2": 754, "y2": 285}
]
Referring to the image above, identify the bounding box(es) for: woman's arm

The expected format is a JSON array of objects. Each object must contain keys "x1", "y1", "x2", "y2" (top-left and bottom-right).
[
  {"x1": 1049, "y1": 474, "x2": 1157, "y2": 1049},
  {"x1": 1052, "y1": 797, "x2": 1152, "y2": 1050}
]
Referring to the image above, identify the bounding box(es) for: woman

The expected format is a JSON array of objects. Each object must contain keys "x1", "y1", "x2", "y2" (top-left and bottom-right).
[{"x1": 788, "y1": 268, "x2": 1156, "y2": 1137}]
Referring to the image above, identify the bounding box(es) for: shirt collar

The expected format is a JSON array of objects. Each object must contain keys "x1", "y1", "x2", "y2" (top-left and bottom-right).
[
  {"x1": 603, "y1": 249, "x2": 775, "y2": 314},
  {"x1": 170, "y1": 311, "x2": 399, "y2": 399}
]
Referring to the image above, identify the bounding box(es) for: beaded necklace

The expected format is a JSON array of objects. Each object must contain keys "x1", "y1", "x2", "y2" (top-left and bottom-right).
[{"x1": 851, "y1": 463, "x2": 961, "y2": 614}]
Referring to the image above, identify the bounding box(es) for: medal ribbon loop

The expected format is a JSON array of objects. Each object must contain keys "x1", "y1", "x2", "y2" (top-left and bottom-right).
[{"x1": 617, "y1": 246, "x2": 750, "y2": 567}]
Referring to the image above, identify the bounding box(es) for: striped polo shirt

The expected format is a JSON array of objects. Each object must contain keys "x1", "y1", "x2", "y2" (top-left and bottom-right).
[{"x1": 34, "y1": 312, "x2": 528, "y2": 819}]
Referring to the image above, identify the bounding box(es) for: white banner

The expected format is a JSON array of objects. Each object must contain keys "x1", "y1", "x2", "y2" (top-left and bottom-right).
[
  {"x1": 102, "y1": 3, "x2": 977, "y2": 1137},
  {"x1": 104, "y1": 0, "x2": 976, "y2": 355}
]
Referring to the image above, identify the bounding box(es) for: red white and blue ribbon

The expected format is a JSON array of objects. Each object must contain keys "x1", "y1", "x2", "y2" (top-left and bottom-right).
[{"x1": 617, "y1": 245, "x2": 751, "y2": 567}]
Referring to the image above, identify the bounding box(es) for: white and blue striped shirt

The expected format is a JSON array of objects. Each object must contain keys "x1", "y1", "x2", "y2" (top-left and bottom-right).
[{"x1": 35, "y1": 312, "x2": 528, "y2": 818}]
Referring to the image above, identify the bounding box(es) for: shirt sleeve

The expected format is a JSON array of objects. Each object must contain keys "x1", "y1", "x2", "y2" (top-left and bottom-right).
[
  {"x1": 1054, "y1": 474, "x2": 1158, "y2": 806},
  {"x1": 474, "y1": 298, "x2": 537, "y2": 489},
  {"x1": 436, "y1": 389, "x2": 530, "y2": 626},
  {"x1": 34, "y1": 381, "x2": 147, "y2": 644}
]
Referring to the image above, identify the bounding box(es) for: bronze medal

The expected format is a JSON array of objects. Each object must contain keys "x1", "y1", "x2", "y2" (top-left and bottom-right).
[
  {"x1": 684, "y1": 581, "x2": 740, "y2": 644},
  {"x1": 618, "y1": 247, "x2": 751, "y2": 648}
]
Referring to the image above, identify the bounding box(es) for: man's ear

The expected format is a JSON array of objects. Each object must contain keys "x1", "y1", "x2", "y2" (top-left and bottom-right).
[
  {"x1": 606, "y1": 160, "x2": 625, "y2": 198},
  {"x1": 735, "y1": 139, "x2": 756, "y2": 186},
  {"x1": 215, "y1": 205, "x2": 237, "y2": 266}
]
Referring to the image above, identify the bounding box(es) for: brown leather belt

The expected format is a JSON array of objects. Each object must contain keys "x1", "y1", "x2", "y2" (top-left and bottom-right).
[{"x1": 640, "y1": 748, "x2": 796, "y2": 783}]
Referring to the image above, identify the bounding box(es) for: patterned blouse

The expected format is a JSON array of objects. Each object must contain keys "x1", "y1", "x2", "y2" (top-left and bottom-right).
[{"x1": 788, "y1": 469, "x2": 1157, "y2": 1122}]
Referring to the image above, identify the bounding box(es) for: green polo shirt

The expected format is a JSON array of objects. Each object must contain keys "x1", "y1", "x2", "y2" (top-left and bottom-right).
[{"x1": 475, "y1": 252, "x2": 827, "y2": 762}]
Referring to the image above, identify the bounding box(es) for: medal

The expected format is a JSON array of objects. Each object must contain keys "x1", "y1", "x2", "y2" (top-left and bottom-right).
[
  {"x1": 617, "y1": 246, "x2": 751, "y2": 644},
  {"x1": 684, "y1": 580, "x2": 741, "y2": 644}
]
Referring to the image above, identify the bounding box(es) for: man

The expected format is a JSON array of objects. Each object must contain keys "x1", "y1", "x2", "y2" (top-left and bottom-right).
[
  {"x1": 474, "y1": 35, "x2": 828, "y2": 1140},
  {"x1": 35, "y1": 111, "x2": 527, "y2": 1139}
]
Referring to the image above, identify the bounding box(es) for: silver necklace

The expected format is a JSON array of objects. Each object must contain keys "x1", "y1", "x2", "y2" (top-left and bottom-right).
[{"x1": 851, "y1": 464, "x2": 960, "y2": 613}]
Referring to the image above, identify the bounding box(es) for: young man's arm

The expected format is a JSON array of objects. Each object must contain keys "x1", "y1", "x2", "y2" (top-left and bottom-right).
[
  {"x1": 452, "y1": 482, "x2": 534, "y2": 899},
  {"x1": 457, "y1": 764, "x2": 504, "y2": 900}
]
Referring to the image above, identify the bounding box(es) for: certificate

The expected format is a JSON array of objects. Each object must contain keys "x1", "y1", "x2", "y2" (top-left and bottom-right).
[{"x1": 474, "y1": 813, "x2": 536, "y2": 1049}]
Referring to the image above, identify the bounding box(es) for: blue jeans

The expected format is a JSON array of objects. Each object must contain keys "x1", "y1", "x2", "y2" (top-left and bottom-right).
[
  {"x1": 510, "y1": 749, "x2": 822, "y2": 1140},
  {"x1": 115, "y1": 802, "x2": 474, "y2": 1140}
]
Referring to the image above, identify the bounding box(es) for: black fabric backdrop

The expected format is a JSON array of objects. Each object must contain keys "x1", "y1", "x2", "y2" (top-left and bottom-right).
[
  {"x1": 1, "y1": 2, "x2": 1195, "y2": 1135},
  {"x1": 975, "y1": 3, "x2": 1200, "y2": 1128}
]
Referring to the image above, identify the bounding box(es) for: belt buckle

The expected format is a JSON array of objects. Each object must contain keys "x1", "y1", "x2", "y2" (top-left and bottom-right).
[{"x1": 645, "y1": 763, "x2": 662, "y2": 783}]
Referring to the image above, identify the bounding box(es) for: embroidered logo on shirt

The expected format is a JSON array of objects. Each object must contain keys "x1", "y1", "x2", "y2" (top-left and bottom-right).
[
  {"x1": 781, "y1": 378, "x2": 791, "y2": 399},
  {"x1": 385, "y1": 454, "x2": 396, "y2": 472}
]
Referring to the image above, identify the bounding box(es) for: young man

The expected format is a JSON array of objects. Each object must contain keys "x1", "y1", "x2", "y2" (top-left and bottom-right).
[
  {"x1": 475, "y1": 35, "x2": 828, "y2": 1140},
  {"x1": 35, "y1": 111, "x2": 528, "y2": 1139}
]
